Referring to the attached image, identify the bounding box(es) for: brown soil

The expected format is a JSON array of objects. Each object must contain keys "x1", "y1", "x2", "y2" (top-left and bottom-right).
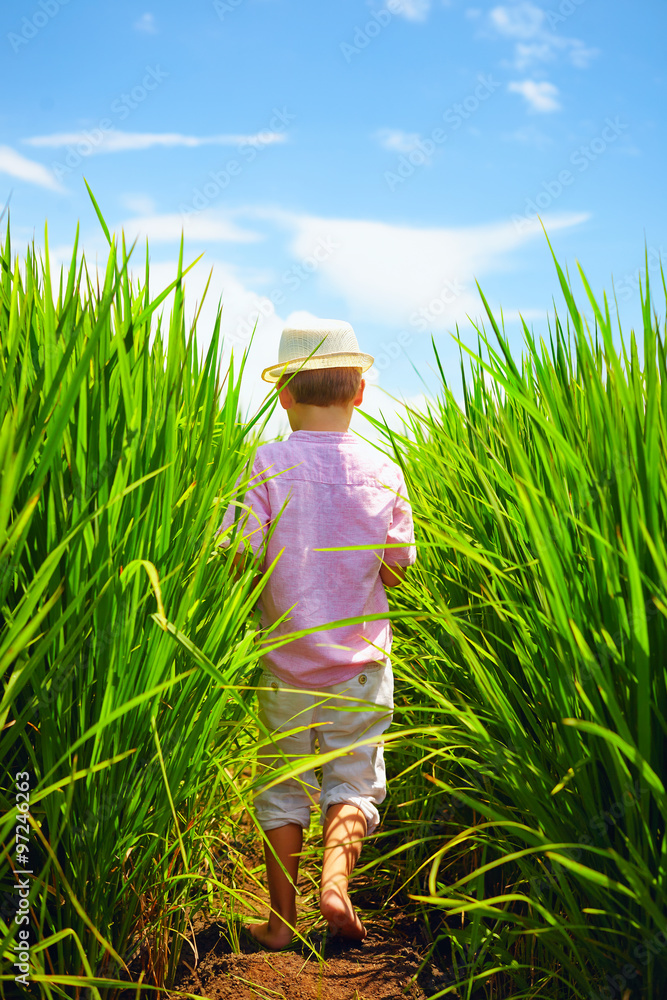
[
  {"x1": 167, "y1": 913, "x2": 444, "y2": 1000},
  {"x1": 123, "y1": 813, "x2": 460, "y2": 1000}
]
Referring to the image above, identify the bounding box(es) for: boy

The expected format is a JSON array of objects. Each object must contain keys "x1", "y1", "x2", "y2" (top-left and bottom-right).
[{"x1": 218, "y1": 319, "x2": 416, "y2": 949}]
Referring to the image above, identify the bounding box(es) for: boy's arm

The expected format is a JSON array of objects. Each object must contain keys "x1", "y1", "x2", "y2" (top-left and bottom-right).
[
  {"x1": 216, "y1": 458, "x2": 271, "y2": 584},
  {"x1": 381, "y1": 470, "x2": 417, "y2": 587},
  {"x1": 379, "y1": 563, "x2": 407, "y2": 588},
  {"x1": 231, "y1": 548, "x2": 264, "y2": 593}
]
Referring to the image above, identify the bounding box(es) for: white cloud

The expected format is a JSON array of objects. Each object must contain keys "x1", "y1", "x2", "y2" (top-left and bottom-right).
[
  {"x1": 119, "y1": 193, "x2": 157, "y2": 215},
  {"x1": 499, "y1": 306, "x2": 548, "y2": 323},
  {"x1": 28, "y1": 205, "x2": 586, "y2": 443},
  {"x1": 393, "y1": 0, "x2": 432, "y2": 20},
  {"x1": 369, "y1": 0, "x2": 453, "y2": 21},
  {"x1": 0, "y1": 145, "x2": 63, "y2": 192},
  {"x1": 489, "y1": 2, "x2": 598, "y2": 70},
  {"x1": 121, "y1": 255, "x2": 287, "y2": 433},
  {"x1": 59, "y1": 204, "x2": 588, "y2": 398},
  {"x1": 512, "y1": 38, "x2": 597, "y2": 70},
  {"x1": 134, "y1": 12, "x2": 157, "y2": 33},
  {"x1": 567, "y1": 43, "x2": 598, "y2": 69},
  {"x1": 24, "y1": 130, "x2": 287, "y2": 154},
  {"x1": 490, "y1": 2, "x2": 543, "y2": 39},
  {"x1": 356, "y1": 388, "x2": 434, "y2": 443},
  {"x1": 282, "y1": 209, "x2": 588, "y2": 331},
  {"x1": 281, "y1": 308, "x2": 329, "y2": 329},
  {"x1": 512, "y1": 41, "x2": 554, "y2": 68},
  {"x1": 133, "y1": 271, "x2": 422, "y2": 442},
  {"x1": 508, "y1": 79, "x2": 561, "y2": 113},
  {"x1": 116, "y1": 209, "x2": 262, "y2": 245},
  {"x1": 374, "y1": 128, "x2": 425, "y2": 153},
  {"x1": 35, "y1": 243, "x2": 286, "y2": 430}
]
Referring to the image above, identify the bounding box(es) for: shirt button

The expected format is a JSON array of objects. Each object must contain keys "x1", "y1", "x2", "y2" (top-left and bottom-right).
[
  {"x1": 358, "y1": 674, "x2": 367, "y2": 685},
  {"x1": 271, "y1": 682, "x2": 279, "y2": 691}
]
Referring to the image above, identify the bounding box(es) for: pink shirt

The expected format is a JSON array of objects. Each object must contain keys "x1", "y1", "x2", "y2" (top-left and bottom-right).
[{"x1": 219, "y1": 430, "x2": 416, "y2": 687}]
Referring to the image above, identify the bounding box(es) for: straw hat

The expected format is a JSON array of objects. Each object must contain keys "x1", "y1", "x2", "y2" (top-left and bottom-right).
[{"x1": 261, "y1": 319, "x2": 374, "y2": 383}]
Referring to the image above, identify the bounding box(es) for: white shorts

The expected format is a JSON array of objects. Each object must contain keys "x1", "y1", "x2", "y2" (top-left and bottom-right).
[{"x1": 253, "y1": 659, "x2": 394, "y2": 837}]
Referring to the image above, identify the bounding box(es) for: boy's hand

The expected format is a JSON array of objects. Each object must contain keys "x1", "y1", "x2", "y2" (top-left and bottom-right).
[
  {"x1": 379, "y1": 563, "x2": 407, "y2": 588},
  {"x1": 232, "y1": 549, "x2": 264, "y2": 594}
]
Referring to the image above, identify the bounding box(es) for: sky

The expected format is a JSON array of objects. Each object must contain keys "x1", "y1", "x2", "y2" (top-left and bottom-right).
[{"x1": 2, "y1": 0, "x2": 665, "y2": 431}]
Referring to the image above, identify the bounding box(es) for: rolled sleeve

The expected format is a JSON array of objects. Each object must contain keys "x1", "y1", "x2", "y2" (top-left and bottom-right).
[
  {"x1": 216, "y1": 460, "x2": 272, "y2": 558},
  {"x1": 384, "y1": 472, "x2": 417, "y2": 568}
]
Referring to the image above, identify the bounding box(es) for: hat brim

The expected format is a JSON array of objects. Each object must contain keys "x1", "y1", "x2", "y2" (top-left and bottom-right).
[{"x1": 261, "y1": 351, "x2": 375, "y2": 383}]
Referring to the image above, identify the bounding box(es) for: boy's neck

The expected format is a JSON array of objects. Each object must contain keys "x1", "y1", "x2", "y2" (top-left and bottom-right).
[{"x1": 287, "y1": 402, "x2": 354, "y2": 433}]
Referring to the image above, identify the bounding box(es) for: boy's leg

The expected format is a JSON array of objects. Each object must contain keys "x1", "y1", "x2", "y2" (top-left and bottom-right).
[
  {"x1": 249, "y1": 823, "x2": 303, "y2": 949},
  {"x1": 316, "y1": 660, "x2": 394, "y2": 938},
  {"x1": 320, "y1": 803, "x2": 368, "y2": 939},
  {"x1": 250, "y1": 669, "x2": 319, "y2": 949}
]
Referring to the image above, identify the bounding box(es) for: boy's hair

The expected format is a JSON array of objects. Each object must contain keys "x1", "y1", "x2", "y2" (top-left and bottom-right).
[{"x1": 278, "y1": 366, "x2": 362, "y2": 407}]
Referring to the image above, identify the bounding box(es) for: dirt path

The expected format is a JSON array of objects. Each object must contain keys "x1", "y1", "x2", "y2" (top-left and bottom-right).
[
  {"x1": 168, "y1": 912, "x2": 447, "y2": 1000},
  {"x1": 160, "y1": 824, "x2": 450, "y2": 999},
  {"x1": 125, "y1": 817, "x2": 457, "y2": 999}
]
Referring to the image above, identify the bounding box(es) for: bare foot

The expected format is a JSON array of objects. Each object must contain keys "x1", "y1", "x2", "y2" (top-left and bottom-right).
[
  {"x1": 320, "y1": 881, "x2": 367, "y2": 940},
  {"x1": 247, "y1": 918, "x2": 295, "y2": 951}
]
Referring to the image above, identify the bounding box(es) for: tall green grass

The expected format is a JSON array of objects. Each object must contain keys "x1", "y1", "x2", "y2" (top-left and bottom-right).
[
  {"x1": 372, "y1": 247, "x2": 667, "y2": 997},
  {"x1": 3, "y1": 193, "x2": 666, "y2": 1000},
  {"x1": 0, "y1": 196, "x2": 279, "y2": 995},
  {"x1": 0, "y1": 197, "x2": 428, "y2": 998}
]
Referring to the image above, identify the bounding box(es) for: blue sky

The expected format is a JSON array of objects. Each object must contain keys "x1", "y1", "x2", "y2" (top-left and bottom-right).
[{"x1": 2, "y1": 0, "x2": 665, "y2": 425}]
